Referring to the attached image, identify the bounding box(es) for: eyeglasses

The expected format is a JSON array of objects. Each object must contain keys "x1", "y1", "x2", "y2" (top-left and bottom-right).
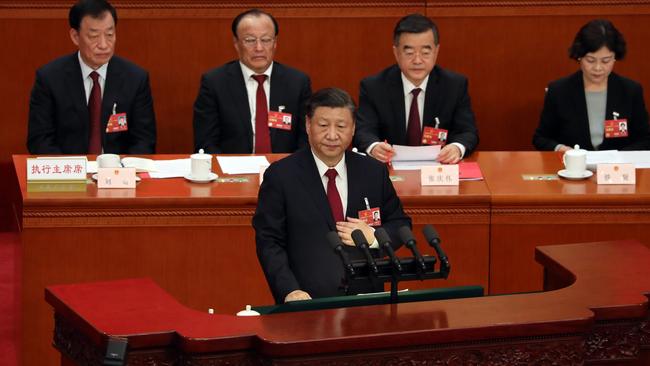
[
  {"x1": 401, "y1": 48, "x2": 435, "y2": 60},
  {"x1": 241, "y1": 37, "x2": 275, "y2": 48}
]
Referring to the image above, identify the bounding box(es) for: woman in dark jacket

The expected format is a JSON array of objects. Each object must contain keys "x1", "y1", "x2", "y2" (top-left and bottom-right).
[{"x1": 533, "y1": 19, "x2": 650, "y2": 152}]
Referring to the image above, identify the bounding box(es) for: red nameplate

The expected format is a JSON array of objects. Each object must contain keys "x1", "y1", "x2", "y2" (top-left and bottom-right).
[
  {"x1": 106, "y1": 113, "x2": 128, "y2": 133},
  {"x1": 604, "y1": 119, "x2": 628, "y2": 138},
  {"x1": 268, "y1": 111, "x2": 292, "y2": 130},
  {"x1": 422, "y1": 126, "x2": 448, "y2": 146},
  {"x1": 358, "y1": 207, "x2": 381, "y2": 227}
]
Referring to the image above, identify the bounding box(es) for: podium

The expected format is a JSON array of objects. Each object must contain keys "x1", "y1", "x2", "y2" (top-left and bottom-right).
[{"x1": 45, "y1": 240, "x2": 650, "y2": 365}]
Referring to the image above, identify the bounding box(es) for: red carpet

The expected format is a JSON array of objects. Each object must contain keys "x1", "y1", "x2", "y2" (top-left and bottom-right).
[{"x1": 0, "y1": 232, "x2": 19, "y2": 366}]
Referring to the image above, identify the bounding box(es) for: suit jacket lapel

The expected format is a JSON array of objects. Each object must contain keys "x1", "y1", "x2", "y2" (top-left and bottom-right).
[
  {"x1": 65, "y1": 54, "x2": 89, "y2": 137},
  {"x1": 345, "y1": 151, "x2": 362, "y2": 219},
  {"x1": 605, "y1": 73, "x2": 622, "y2": 122},
  {"x1": 269, "y1": 63, "x2": 284, "y2": 148},
  {"x1": 423, "y1": 67, "x2": 442, "y2": 128},
  {"x1": 296, "y1": 149, "x2": 336, "y2": 230},
  {"x1": 388, "y1": 66, "x2": 407, "y2": 144},
  {"x1": 571, "y1": 72, "x2": 594, "y2": 150},
  {"x1": 227, "y1": 63, "x2": 254, "y2": 151},
  {"x1": 102, "y1": 58, "x2": 124, "y2": 131}
]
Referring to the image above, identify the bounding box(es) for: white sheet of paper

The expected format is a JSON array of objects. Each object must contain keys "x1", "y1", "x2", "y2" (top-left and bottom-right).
[
  {"x1": 217, "y1": 156, "x2": 271, "y2": 175},
  {"x1": 149, "y1": 159, "x2": 191, "y2": 178},
  {"x1": 586, "y1": 150, "x2": 650, "y2": 169},
  {"x1": 87, "y1": 161, "x2": 98, "y2": 174},
  {"x1": 392, "y1": 144, "x2": 441, "y2": 161},
  {"x1": 391, "y1": 161, "x2": 440, "y2": 171}
]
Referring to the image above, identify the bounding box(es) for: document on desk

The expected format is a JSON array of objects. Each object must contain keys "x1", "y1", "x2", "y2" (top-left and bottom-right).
[
  {"x1": 217, "y1": 156, "x2": 271, "y2": 175},
  {"x1": 391, "y1": 145, "x2": 441, "y2": 170},
  {"x1": 586, "y1": 150, "x2": 650, "y2": 169},
  {"x1": 149, "y1": 159, "x2": 191, "y2": 178}
]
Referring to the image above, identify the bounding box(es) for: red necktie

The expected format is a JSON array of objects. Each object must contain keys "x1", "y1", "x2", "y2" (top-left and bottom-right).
[
  {"x1": 253, "y1": 74, "x2": 271, "y2": 153},
  {"x1": 406, "y1": 87, "x2": 422, "y2": 146},
  {"x1": 88, "y1": 71, "x2": 102, "y2": 154},
  {"x1": 325, "y1": 169, "x2": 344, "y2": 222}
]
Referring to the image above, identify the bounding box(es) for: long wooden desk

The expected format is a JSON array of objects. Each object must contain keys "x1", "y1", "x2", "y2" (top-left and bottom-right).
[
  {"x1": 45, "y1": 240, "x2": 650, "y2": 365},
  {"x1": 12, "y1": 154, "x2": 490, "y2": 366},
  {"x1": 476, "y1": 151, "x2": 650, "y2": 295}
]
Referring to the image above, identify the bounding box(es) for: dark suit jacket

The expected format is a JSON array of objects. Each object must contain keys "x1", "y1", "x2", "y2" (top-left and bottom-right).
[
  {"x1": 27, "y1": 53, "x2": 156, "y2": 154},
  {"x1": 193, "y1": 61, "x2": 311, "y2": 154},
  {"x1": 253, "y1": 148, "x2": 411, "y2": 303},
  {"x1": 354, "y1": 64, "x2": 479, "y2": 155},
  {"x1": 533, "y1": 71, "x2": 650, "y2": 151}
]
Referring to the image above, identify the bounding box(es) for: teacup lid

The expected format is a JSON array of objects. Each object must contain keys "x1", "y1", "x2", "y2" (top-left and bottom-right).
[
  {"x1": 565, "y1": 144, "x2": 586, "y2": 156},
  {"x1": 191, "y1": 148, "x2": 212, "y2": 159},
  {"x1": 236, "y1": 305, "x2": 260, "y2": 317}
]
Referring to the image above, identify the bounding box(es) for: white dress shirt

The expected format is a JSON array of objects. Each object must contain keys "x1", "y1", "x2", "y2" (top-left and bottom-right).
[
  {"x1": 78, "y1": 52, "x2": 107, "y2": 103},
  {"x1": 312, "y1": 150, "x2": 348, "y2": 216},
  {"x1": 240, "y1": 62, "x2": 273, "y2": 151},
  {"x1": 311, "y1": 150, "x2": 378, "y2": 247}
]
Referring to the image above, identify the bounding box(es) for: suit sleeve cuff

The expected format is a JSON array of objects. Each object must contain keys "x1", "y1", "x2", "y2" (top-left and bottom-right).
[{"x1": 450, "y1": 142, "x2": 466, "y2": 158}]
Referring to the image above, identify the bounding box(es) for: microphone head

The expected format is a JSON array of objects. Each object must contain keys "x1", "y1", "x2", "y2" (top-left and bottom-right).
[
  {"x1": 374, "y1": 227, "x2": 391, "y2": 246},
  {"x1": 351, "y1": 229, "x2": 368, "y2": 248},
  {"x1": 327, "y1": 231, "x2": 343, "y2": 251},
  {"x1": 423, "y1": 224, "x2": 440, "y2": 243},
  {"x1": 398, "y1": 226, "x2": 415, "y2": 246}
]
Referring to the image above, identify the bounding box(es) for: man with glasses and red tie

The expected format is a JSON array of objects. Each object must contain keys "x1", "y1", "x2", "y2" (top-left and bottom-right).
[
  {"x1": 354, "y1": 14, "x2": 478, "y2": 164},
  {"x1": 193, "y1": 9, "x2": 311, "y2": 154},
  {"x1": 254, "y1": 88, "x2": 411, "y2": 303},
  {"x1": 27, "y1": 0, "x2": 156, "y2": 155}
]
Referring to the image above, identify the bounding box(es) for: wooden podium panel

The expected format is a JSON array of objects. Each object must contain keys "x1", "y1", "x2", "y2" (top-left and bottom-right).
[
  {"x1": 13, "y1": 154, "x2": 490, "y2": 366},
  {"x1": 477, "y1": 151, "x2": 650, "y2": 295},
  {"x1": 45, "y1": 240, "x2": 650, "y2": 365}
]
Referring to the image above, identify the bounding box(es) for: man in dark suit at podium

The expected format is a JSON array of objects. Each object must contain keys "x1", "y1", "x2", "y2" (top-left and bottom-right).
[
  {"x1": 193, "y1": 9, "x2": 311, "y2": 154},
  {"x1": 354, "y1": 14, "x2": 478, "y2": 164},
  {"x1": 253, "y1": 88, "x2": 411, "y2": 303},
  {"x1": 27, "y1": 0, "x2": 156, "y2": 154}
]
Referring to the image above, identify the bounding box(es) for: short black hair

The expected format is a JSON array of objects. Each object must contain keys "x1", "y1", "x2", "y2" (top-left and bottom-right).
[
  {"x1": 69, "y1": 0, "x2": 117, "y2": 30},
  {"x1": 569, "y1": 19, "x2": 626, "y2": 60},
  {"x1": 306, "y1": 88, "x2": 356, "y2": 120},
  {"x1": 393, "y1": 13, "x2": 439, "y2": 46},
  {"x1": 231, "y1": 9, "x2": 279, "y2": 38}
]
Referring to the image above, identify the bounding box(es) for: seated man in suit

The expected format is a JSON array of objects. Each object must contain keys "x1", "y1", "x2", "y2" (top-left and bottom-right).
[
  {"x1": 27, "y1": 0, "x2": 156, "y2": 155},
  {"x1": 354, "y1": 14, "x2": 478, "y2": 164},
  {"x1": 253, "y1": 88, "x2": 411, "y2": 303},
  {"x1": 193, "y1": 9, "x2": 311, "y2": 154}
]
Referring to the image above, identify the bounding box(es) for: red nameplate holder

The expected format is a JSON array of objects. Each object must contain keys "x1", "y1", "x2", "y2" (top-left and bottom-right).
[
  {"x1": 421, "y1": 117, "x2": 448, "y2": 146},
  {"x1": 604, "y1": 112, "x2": 628, "y2": 138},
  {"x1": 106, "y1": 103, "x2": 128, "y2": 133},
  {"x1": 358, "y1": 197, "x2": 381, "y2": 227},
  {"x1": 268, "y1": 105, "x2": 292, "y2": 131}
]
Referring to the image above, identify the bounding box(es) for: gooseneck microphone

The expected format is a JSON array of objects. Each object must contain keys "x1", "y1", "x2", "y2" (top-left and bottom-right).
[
  {"x1": 374, "y1": 228, "x2": 402, "y2": 272},
  {"x1": 423, "y1": 225, "x2": 449, "y2": 269},
  {"x1": 398, "y1": 226, "x2": 427, "y2": 271},
  {"x1": 327, "y1": 231, "x2": 355, "y2": 277},
  {"x1": 351, "y1": 229, "x2": 379, "y2": 275}
]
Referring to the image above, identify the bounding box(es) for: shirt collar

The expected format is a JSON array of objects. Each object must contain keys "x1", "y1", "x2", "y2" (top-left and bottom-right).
[
  {"x1": 401, "y1": 72, "x2": 430, "y2": 96},
  {"x1": 240, "y1": 61, "x2": 274, "y2": 82},
  {"x1": 78, "y1": 51, "x2": 108, "y2": 81},
  {"x1": 311, "y1": 149, "x2": 347, "y2": 179}
]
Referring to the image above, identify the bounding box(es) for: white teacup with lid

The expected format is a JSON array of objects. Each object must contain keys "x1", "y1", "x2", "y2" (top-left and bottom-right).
[
  {"x1": 190, "y1": 149, "x2": 212, "y2": 180},
  {"x1": 562, "y1": 144, "x2": 587, "y2": 177}
]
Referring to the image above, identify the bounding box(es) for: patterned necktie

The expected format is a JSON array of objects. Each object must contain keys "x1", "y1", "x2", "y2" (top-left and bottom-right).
[
  {"x1": 406, "y1": 87, "x2": 422, "y2": 146},
  {"x1": 88, "y1": 71, "x2": 102, "y2": 154},
  {"x1": 252, "y1": 74, "x2": 271, "y2": 153},
  {"x1": 325, "y1": 169, "x2": 344, "y2": 222}
]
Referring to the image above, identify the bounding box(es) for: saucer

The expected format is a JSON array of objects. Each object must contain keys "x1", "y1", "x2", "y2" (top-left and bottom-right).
[
  {"x1": 184, "y1": 172, "x2": 218, "y2": 183},
  {"x1": 91, "y1": 174, "x2": 141, "y2": 182},
  {"x1": 558, "y1": 169, "x2": 593, "y2": 180}
]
